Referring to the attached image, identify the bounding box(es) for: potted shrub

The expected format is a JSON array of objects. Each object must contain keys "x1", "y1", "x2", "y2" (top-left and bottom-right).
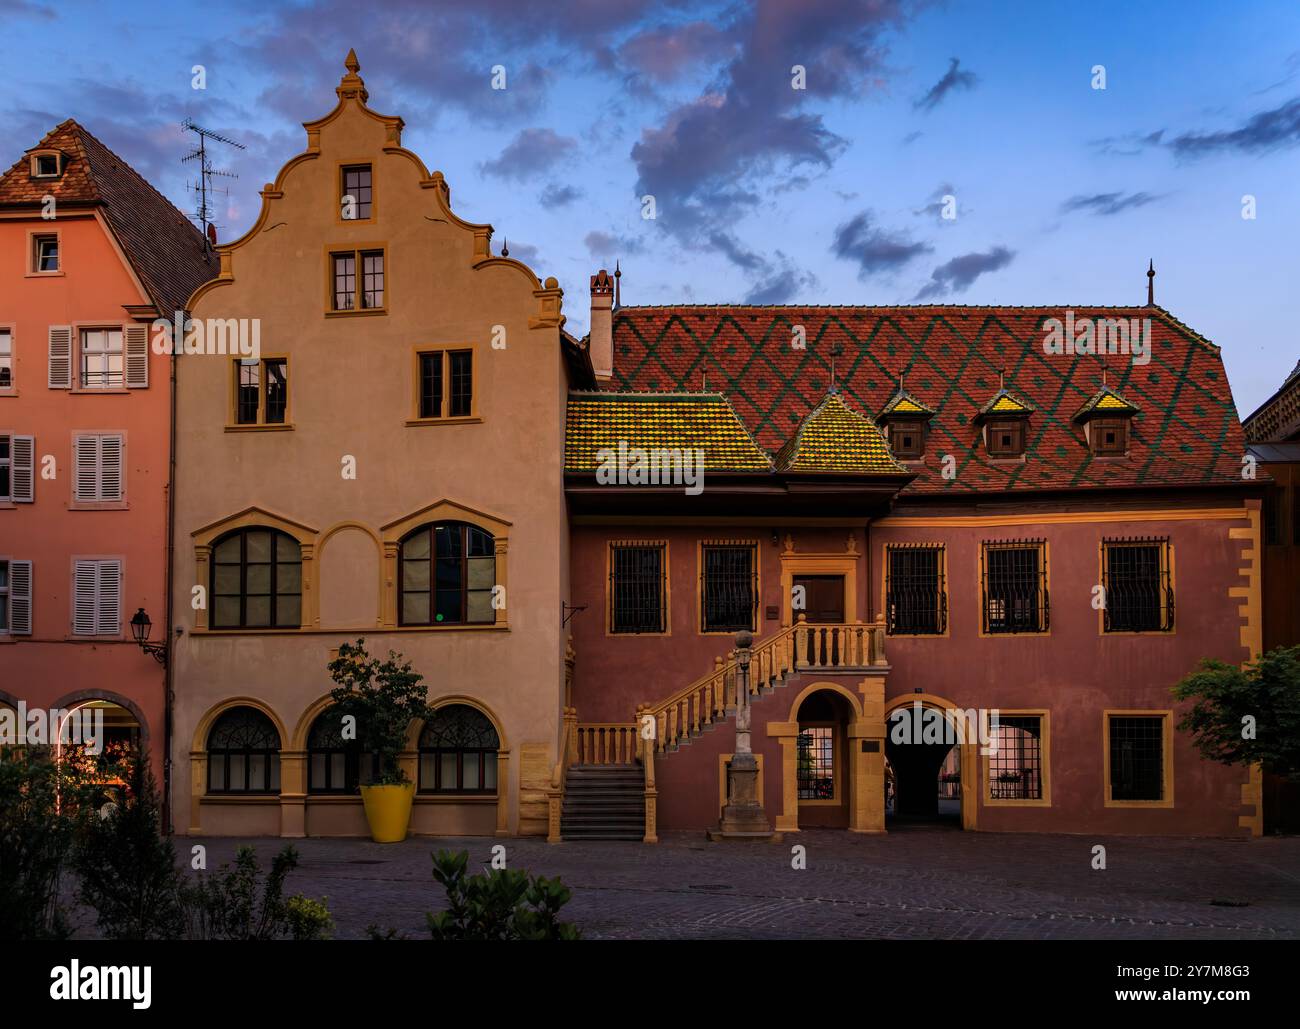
[{"x1": 327, "y1": 639, "x2": 432, "y2": 843}]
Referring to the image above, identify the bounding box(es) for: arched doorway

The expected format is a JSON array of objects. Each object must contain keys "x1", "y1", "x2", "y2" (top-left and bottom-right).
[
  {"x1": 795, "y1": 689, "x2": 853, "y2": 829},
  {"x1": 56, "y1": 700, "x2": 144, "y2": 807},
  {"x1": 884, "y1": 695, "x2": 976, "y2": 830}
]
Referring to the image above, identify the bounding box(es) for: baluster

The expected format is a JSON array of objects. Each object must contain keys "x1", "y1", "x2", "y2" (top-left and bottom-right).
[{"x1": 657, "y1": 711, "x2": 667, "y2": 753}]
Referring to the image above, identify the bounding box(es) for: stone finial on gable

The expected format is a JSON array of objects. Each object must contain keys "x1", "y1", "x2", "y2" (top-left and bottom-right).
[{"x1": 337, "y1": 48, "x2": 369, "y2": 103}]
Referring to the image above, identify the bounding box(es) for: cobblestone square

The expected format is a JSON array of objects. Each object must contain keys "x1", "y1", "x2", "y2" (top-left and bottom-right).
[{"x1": 168, "y1": 828, "x2": 1300, "y2": 940}]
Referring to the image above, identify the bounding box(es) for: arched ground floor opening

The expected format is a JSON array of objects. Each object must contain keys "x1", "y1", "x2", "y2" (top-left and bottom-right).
[{"x1": 883, "y1": 694, "x2": 976, "y2": 831}]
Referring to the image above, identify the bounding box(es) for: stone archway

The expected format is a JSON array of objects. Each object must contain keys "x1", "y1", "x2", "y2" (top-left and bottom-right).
[{"x1": 884, "y1": 693, "x2": 978, "y2": 831}]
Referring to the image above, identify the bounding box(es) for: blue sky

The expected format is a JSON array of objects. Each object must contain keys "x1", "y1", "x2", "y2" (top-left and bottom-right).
[{"x1": 3, "y1": 0, "x2": 1297, "y2": 414}]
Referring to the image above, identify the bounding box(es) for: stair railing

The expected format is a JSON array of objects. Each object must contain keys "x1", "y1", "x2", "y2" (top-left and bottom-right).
[
  {"x1": 575, "y1": 722, "x2": 639, "y2": 765},
  {"x1": 642, "y1": 615, "x2": 887, "y2": 753},
  {"x1": 546, "y1": 706, "x2": 579, "y2": 844}
]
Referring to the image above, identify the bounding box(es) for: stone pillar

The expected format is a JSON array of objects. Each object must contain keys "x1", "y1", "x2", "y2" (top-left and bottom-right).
[
  {"x1": 279, "y1": 750, "x2": 307, "y2": 838},
  {"x1": 853, "y1": 674, "x2": 888, "y2": 833},
  {"x1": 709, "y1": 631, "x2": 779, "y2": 841}
]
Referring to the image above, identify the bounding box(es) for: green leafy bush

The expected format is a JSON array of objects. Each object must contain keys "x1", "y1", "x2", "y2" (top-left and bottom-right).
[
  {"x1": 1172, "y1": 646, "x2": 1300, "y2": 779},
  {"x1": 426, "y1": 849, "x2": 579, "y2": 940},
  {"x1": 327, "y1": 639, "x2": 432, "y2": 785},
  {"x1": 72, "y1": 758, "x2": 184, "y2": 940},
  {"x1": 182, "y1": 844, "x2": 331, "y2": 940},
  {"x1": 0, "y1": 746, "x2": 92, "y2": 940}
]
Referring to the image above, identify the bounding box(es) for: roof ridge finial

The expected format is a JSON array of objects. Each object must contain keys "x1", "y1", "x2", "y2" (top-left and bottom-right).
[
  {"x1": 338, "y1": 47, "x2": 368, "y2": 103},
  {"x1": 998, "y1": 366, "x2": 1005, "y2": 391},
  {"x1": 829, "y1": 341, "x2": 844, "y2": 392},
  {"x1": 1102, "y1": 355, "x2": 1108, "y2": 389},
  {"x1": 1146, "y1": 259, "x2": 1155, "y2": 307},
  {"x1": 501, "y1": 237, "x2": 509, "y2": 257},
  {"x1": 614, "y1": 259, "x2": 621, "y2": 307}
]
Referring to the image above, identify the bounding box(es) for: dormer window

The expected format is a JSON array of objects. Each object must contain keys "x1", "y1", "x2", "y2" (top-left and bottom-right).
[
  {"x1": 877, "y1": 379, "x2": 935, "y2": 462},
  {"x1": 31, "y1": 152, "x2": 61, "y2": 178},
  {"x1": 888, "y1": 419, "x2": 925, "y2": 460},
  {"x1": 1091, "y1": 418, "x2": 1128, "y2": 456},
  {"x1": 1072, "y1": 383, "x2": 1138, "y2": 457},
  {"x1": 986, "y1": 419, "x2": 1025, "y2": 458}
]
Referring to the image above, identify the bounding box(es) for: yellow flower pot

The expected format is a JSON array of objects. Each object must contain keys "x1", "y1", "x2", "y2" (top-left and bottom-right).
[{"x1": 360, "y1": 782, "x2": 415, "y2": 843}]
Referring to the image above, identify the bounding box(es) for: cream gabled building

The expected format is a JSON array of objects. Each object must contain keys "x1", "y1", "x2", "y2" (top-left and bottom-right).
[{"x1": 172, "y1": 52, "x2": 585, "y2": 837}]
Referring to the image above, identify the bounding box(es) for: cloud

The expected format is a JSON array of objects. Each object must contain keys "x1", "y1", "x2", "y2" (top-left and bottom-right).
[
  {"x1": 1099, "y1": 96, "x2": 1300, "y2": 158},
  {"x1": 584, "y1": 230, "x2": 645, "y2": 260},
  {"x1": 616, "y1": 21, "x2": 736, "y2": 82},
  {"x1": 915, "y1": 246, "x2": 1015, "y2": 299},
  {"x1": 744, "y1": 261, "x2": 818, "y2": 304},
  {"x1": 1166, "y1": 96, "x2": 1300, "y2": 156},
  {"x1": 502, "y1": 240, "x2": 540, "y2": 264},
  {"x1": 914, "y1": 57, "x2": 977, "y2": 112},
  {"x1": 479, "y1": 128, "x2": 578, "y2": 181},
  {"x1": 831, "y1": 211, "x2": 933, "y2": 278},
  {"x1": 914, "y1": 182, "x2": 957, "y2": 219},
  {"x1": 631, "y1": 0, "x2": 915, "y2": 247},
  {"x1": 1060, "y1": 191, "x2": 1162, "y2": 216},
  {"x1": 539, "y1": 182, "x2": 581, "y2": 208}
]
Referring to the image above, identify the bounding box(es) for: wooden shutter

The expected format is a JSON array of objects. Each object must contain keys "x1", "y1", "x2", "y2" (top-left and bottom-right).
[
  {"x1": 73, "y1": 435, "x2": 99, "y2": 502},
  {"x1": 98, "y1": 434, "x2": 123, "y2": 501},
  {"x1": 96, "y1": 560, "x2": 121, "y2": 634},
  {"x1": 8, "y1": 560, "x2": 32, "y2": 634},
  {"x1": 10, "y1": 434, "x2": 34, "y2": 502},
  {"x1": 73, "y1": 560, "x2": 98, "y2": 634},
  {"x1": 48, "y1": 325, "x2": 72, "y2": 388},
  {"x1": 125, "y1": 324, "x2": 149, "y2": 388}
]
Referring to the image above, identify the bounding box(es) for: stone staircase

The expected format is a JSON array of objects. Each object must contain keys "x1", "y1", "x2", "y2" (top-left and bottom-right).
[{"x1": 559, "y1": 764, "x2": 646, "y2": 841}]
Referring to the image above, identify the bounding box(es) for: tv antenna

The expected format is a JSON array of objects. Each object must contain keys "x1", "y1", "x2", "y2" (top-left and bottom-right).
[{"x1": 182, "y1": 118, "x2": 245, "y2": 251}]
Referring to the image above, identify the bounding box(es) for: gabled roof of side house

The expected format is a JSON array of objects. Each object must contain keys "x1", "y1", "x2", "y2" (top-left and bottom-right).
[
  {"x1": 565, "y1": 391, "x2": 773, "y2": 472},
  {"x1": 0, "y1": 119, "x2": 218, "y2": 315},
  {"x1": 604, "y1": 304, "x2": 1246, "y2": 494}
]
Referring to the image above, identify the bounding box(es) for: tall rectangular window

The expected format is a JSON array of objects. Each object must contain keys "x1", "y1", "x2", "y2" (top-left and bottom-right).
[
  {"x1": 234, "y1": 359, "x2": 289, "y2": 426},
  {"x1": 361, "y1": 250, "x2": 384, "y2": 308},
  {"x1": 1102, "y1": 538, "x2": 1172, "y2": 632},
  {"x1": 982, "y1": 540, "x2": 1048, "y2": 634},
  {"x1": 610, "y1": 542, "x2": 666, "y2": 634},
  {"x1": 340, "y1": 164, "x2": 372, "y2": 219},
  {"x1": 419, "y1": 352, "x2": 443, "y2": 418},
  {"x1": 987, "y1": 715, "x2": 1043, "y2": 800},
  {"x1": 701, "y1": 542, "x2": 756, "y2": 632},
  {"x1": 80, "y1": 328, "x2": 123, "y2": 388},
  {"x1": 331, "y1": 252, "x2": 356, "y2": 310},
  {"x1": 1108, "y1": 715, "x2": 1166, "y2": 802},
  {"x1": 72, "y1": 558, "x2": 121, "y2": 636},
  {"x1": 797, "y1": 726, "x2": 834, "y2": 799},
  {"x1": 0, "y1": 329, "x2": 12, "y2": 388},
  {"x1": 885, "y1": 544, "x2": 946, "y2": 634},
  {"x1": 33, "y1": 234, "x2": 59, "y2": 272},
  {"x1": 416, "y1": 349, "x2": 473, "y2": 420},
  {"x1": 72, "y1": 434, "x2": 123, "y2": 503}
]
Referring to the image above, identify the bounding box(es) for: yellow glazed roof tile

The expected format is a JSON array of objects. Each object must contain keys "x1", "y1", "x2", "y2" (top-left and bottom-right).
[{"x1": 775, "y1": 391, "x2": 909, "y2": 474}]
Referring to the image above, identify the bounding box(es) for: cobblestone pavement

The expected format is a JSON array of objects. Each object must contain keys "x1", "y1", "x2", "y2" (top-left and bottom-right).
[{"x1": 152, "y1": 827, "x2": 1300, "y2": 940}]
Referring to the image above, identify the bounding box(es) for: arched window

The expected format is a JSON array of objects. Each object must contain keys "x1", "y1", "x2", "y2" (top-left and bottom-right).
[
  {"x1": 399, "y1": 521, "x2": 495, "y2": 626},
  {"x1": 207, "y1": 706, "x2": 281, "y2": 794},
  {"x1": 211, "y1": 527, "x2": 302, "y2": 628},
  {"x1": 419, "y1": 705, "x2": 500, "y2": 793},
  {"x1": 307, "y1": 707, "x2": 379, "y2": 794}
]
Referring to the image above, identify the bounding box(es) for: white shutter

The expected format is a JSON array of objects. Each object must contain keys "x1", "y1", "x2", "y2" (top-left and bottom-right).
[
  {"x1": 73, "y1": 560, "x2": 98, "y2": 634},
  {"x1": 98, "y1": 434, "x2": 123, "y2": 501},
  {"x1": 96, "y1": 560, "x2": 121, "y2": 634},
  {"x1": 10, "y1": 435, "x2": 34, "y2": 502},
  {"x1": 48, "y1": 325, "x2": 72, "y2": 388},
  {"x1": 73, "y1": 435, "x2": 99, "y2": 502},
  {"x1": 125, "y1": 324, "x2": 149, "y2": 388},
  {"x1": 8, "y1": 560, "x2": 32, "y2": 635}
]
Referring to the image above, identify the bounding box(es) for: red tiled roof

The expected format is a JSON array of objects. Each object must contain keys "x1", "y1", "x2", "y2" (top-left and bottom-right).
[
  {"x1": 0, "y1": 120, "x2": 217, "y2": 314},
  {"x1": 608, "y1": 305, "x2": 1246, "y2": 494}
]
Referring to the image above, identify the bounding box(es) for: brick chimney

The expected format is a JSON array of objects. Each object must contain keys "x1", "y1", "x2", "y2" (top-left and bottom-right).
[{"x1": 590, "y1": 268, "x2": 614, "y2": 381}]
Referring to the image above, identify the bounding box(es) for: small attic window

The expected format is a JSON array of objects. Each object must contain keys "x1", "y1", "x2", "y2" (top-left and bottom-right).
[
  {"x1": 1091, "y1": 417, "x2": 1128, "y2": 456},
  {"x1": 889, "y1": 419, "x2": 925, "y2": 460},
  {"x1": 986, "y1": 419, "x2": 1025, "y2": 458},
  {"x1": 31, "y1": 153, "x2": 61, "y2": 178}
]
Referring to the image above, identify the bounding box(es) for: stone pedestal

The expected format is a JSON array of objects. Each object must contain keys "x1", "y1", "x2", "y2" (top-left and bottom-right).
[{"x1": 708, "y1": 753, "x2": 781, "y2": 842}]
